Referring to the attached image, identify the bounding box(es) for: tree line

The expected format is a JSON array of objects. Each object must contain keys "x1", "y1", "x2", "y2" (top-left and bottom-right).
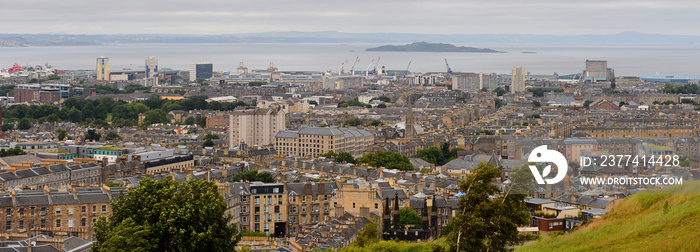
[{"x1": 2, "y1": 94, "x2": 252, "y2": 130}]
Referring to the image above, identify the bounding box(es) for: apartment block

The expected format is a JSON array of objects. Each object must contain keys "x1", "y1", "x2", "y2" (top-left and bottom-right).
[
  {"x1": 275, "y1": 127, "x2": 374, "y2": 158},
  {"x1": 228, "y1": 107, "x2": 285, "y2": 147}
]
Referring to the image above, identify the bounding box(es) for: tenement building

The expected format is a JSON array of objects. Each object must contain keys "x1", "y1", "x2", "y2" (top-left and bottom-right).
[{"x1": 274, "y1": 127, "x2": 375, "y2": 158}]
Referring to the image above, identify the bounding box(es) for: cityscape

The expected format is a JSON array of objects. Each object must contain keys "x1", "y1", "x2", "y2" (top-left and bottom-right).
[{"x1": 1, "y1": 1, "x2": 700, "y2": 251}]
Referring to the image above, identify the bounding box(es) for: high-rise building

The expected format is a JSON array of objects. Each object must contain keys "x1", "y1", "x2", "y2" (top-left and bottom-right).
[
  {"x1": 145, "y1": 56, "x2": 158, "y2": 78},
  {"x1": 511, "y1": 66, "x2": 526, "y2": 93},
  {"x1": 228, "y1": 107, "x2": 285, "y2": 147},
  {"x1": 96, "y1": 56, "x2": 109, "y2": 81},
  {"x1": 189, "y1": 62, "x2": 213, "y2": 82},
  {"x1": 451, "y1": 73, "x2": 497, "y2": 92}
]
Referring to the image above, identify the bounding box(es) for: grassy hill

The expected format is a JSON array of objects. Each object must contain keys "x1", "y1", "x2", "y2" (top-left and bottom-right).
[{"x1": 517, "y1": 181, "x2": 700, "y2": 252}]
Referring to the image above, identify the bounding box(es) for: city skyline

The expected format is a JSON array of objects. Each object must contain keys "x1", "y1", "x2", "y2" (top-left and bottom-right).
[{"x1": 2, "y1": 0, "x2": 700, "y2": 35}]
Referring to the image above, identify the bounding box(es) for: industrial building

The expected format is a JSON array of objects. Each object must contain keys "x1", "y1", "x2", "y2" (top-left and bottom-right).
[{"x1": 583, "y1": 60, "x2": 613, "y2": 82}]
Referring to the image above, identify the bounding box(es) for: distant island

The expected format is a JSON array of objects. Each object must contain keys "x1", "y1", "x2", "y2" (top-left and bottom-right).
[{"x1": 366, "y1": 42, "x2": 504, "y2": 53}]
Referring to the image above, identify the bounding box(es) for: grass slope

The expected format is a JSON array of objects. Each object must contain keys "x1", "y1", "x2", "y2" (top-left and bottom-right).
[{"x1": 517, "y1": 181, "x2": 700, "y2": 252}]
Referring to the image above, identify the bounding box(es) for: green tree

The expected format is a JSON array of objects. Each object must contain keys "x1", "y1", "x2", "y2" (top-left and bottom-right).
[
  {"x1": 368, "y1": 120, "x2": 384, "y2": 127},
  {"x1": 95, "y1": 103, "x2": 109, "y2": 120},
  {"x1": 351, "y1": 219, "x2": 379, "y2": 248},
  {"x1": 56, "y1": 129, "x2": 68, "y2": 140},
  {"x1": 68, "y1": 107, "x2": 83, "y2": 123},
  {"x1": 343, "y1": 118, "x2": 363, "y2": 127},
  {"x1": 232, "y1": 169, "x2": 274, "y2": 183},
  {"x1": 142, "y1": 109, "x2": 170, "y2": 126},
  {"x1": 358, "y1": 151, "x2": 413, "y2": 171},
  {"x1": 533, "y1": 101, "x2": 541, "y2": 107},
  {"x1": 493, "y1": 87, "x2": 507, "y2": 96},
  {"x1": 81, "y1": 102, "x2": 96, "y2": 121},
  {"x1": 319, "y1": 151, "x2": 338, "y2": 159},
  {"x1": 417, "y1": 146, "x2": 446, "y2": 165},
  {"x1": 370, "y1": 96, "x2": 391, "y2": 103},
  {"x1": 494, "y1": 98, "x2": 504, "y2": 109},
  {"x1": 18, "y1": 118, "x2": 31, "y2": 130},
  {"x1": 680, "y1": 158, "x2": 690, "y2": 167},
  {"x1": 105, "y1": 132, "x2": 121, "y2": 141},
  {"x1": 400, "y1": 207, "x2": 422, "y2": 226},
  {"x1": 203, "y1": 133, "x2": 221, "y2": 140},
  {"x1": 583, "y1": 100, "x2": 593, "y2": 108},
  {"x1": 445, "y1": 162, "x2": 529, "y2": 252},
  {"x1": 2, "y1": 123, "x2": 14, "y2": 132},
  {"x1": 334, "y1": 152, "x2": 356, "y2": 164},
  {"x1": 47, "y1": 74, "x2": 61, "y2": 80},
  {"x1": 456, "y1": 96, "x2": 466, "y2": 102},
  {"x1": 184, "y1": 116, "x2": 195, "y2": 125},
  {"x1": 377, "y1": 104, "x2": 387, "y2": 108},
  {"x1": 93, "y1": 177, "x2": 239, "y2": 251},
  {"x1": 308, "y1": 100, "x2": 318, "y2": 106},
  {"x1": 203, "y1": 139, "x2": 215, "y2": 147},
  {"x1": 85, "y1": 129, "x2": 101, "y2": 142}
]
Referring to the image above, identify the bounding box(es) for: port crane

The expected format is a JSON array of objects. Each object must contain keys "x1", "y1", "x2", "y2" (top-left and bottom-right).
[
  {"x1": 350, "y1": 57, "x2": 359, "y2": 76},
  {"x1": 444, "y1": 59, "x2": 452, "y2": 74},
  {"x1": 237, "y1": 62, "x2": 248, "y2": 74},
  {"x1": 338, "y1": 60, "x2": 348, "y2": 75},
  {"x1": 374, "y1": 57, "x2": 381, "y2": 75},
  {"x1": 365, "y1": 59, "x2": 375, "y2": 77},
  {"x1": 267, "y1": 62, "x2": 278, "y2": 72}
]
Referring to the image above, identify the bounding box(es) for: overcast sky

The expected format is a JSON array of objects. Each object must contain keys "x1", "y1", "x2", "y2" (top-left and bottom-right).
[{"x1": 2, "y1": 0, "x2": 700, "y2": 35}]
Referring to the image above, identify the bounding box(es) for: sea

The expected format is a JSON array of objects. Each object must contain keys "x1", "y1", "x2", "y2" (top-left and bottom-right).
[{"x1": 1, "y1": 43, "x2": 699, "y2": 77}]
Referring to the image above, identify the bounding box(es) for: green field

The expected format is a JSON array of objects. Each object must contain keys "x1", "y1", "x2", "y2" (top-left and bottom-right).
[{"x1": 517, "y1": 181, "x2": 700, "y2": 252}]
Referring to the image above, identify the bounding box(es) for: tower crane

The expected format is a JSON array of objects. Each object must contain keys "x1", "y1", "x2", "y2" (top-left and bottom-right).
[
  {"x1": 350, "y1": 57, "x2": 359, "y2": 76},
  {"x1": 444, "y1": 59, "x2": 452, "y2": 74}
]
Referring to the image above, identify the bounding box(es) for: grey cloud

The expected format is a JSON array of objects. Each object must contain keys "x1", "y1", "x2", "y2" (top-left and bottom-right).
[{"x1": 1, "y1": 0, "x2": 700, "y2": 35}]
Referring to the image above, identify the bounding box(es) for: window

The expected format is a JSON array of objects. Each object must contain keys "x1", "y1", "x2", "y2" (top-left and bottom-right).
[
  {"x1": 278, "y1": 197, "x2": 282, "y2": 205},
  {"x1": 242, "y1": 216, "x2": 248, "y2": 223},
  {"x1": 254, "y1": 197, "x2": 260, "y2": 205},
  {"x1": 264, "y1": 206, "x2": 269, "y2": 213},
  {"x1": 102, "y1": 205, "x2": 107, "y2": 212},
  {"x1": 274, "y1": 206, "x2": 280, "y2": 213},
  {"x1": 68, "y1": 219, "x2": 74, "y2": 227},
  {"x1": 353, "y1": 203, "x2": 356, "y2": 209},
  {"x1": 5, "y1": 221, "x2": 11, "y2": 231},
  {"x1": 255, "y1": 215, "x2": 260, "y2": 222},
  {"x1": 19, "y1": 208, "x2": 24, "y2": 216},
  {"x1": 375, "y1": 203, "x2": 379, "y2": 210},
  {"x1": 56, "y1": 208, "x2": 61, "y2": 215},
  {"x1": 82, "y1": 206, "x2": 86, "y2": 213},
  {"x1": 19, "y1": 220, "x2": 24, "y2": 230},
  {"x1": 81, "y1": 218, "x2": 86, "y2": 227},
  {"x1": 242, "y1": 206, "x2": 247, "y2": 213},
  {"x1": 302, "y1": 206, "x2": 306, "y2": 213},
  {"x1": 5, "y1": 209, "x2": 10, "y2": 216},
  {"x1": 56, "y1": 219, "x2": 61, "y2": 228},
  {"x1": 41, "y1": 220, "x2": 46, "y2": 228}
]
